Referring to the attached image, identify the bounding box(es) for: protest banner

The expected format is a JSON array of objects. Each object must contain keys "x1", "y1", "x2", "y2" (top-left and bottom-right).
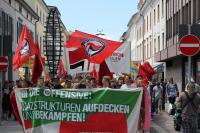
[{"x1": 14, "y1": 88, "x2": 143, "y2": 133}]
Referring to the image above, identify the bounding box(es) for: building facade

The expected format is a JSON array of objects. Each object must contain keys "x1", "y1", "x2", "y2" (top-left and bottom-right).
[
  {"x1": 24, "y1": 1, "x2": 69, "y2": 78},
  {"x1": 0, "y1": 0, "x2": 39, "y2": 81},
  {"x1": 25, "y1": 0, "x2": 49, "y2": 53},
  {"x1": 155, "y1": 0, "x2": 200, "y2": 89},
  {"x1": 124, "y1": 0, "x2": 166, "y2": 81}
]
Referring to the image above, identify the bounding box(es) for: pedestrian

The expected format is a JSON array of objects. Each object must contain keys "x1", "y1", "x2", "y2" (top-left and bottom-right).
[
  {"x1": 90, "y1": 77, "x2": 98, "y2": 89},
  {"x1": 153, "y1": 82, "x2": 163, "y2": 113},
  {"x1": 176, "y1": 82, "x2": 200, "y2": 133},
  {"x1": 166, "y1": 78, "x2": 178, "y2": 104},
  {"x1": 117, "y1": 77, "x2": 124, "y2": 88},
  {"x1": 161, "y1": 79, "x2": 167, "y2": 111},
  {"x1": 2, "y1": 81, "x2": 10, "y2": 120},
  {"x1": 120, "y1": 75, "x2": 136, "y2": 89},
  {"x1": 36, "y1": 77, "x2": 45, "y2": 88},
  {"x1": 110, "y1": 79, "x2": 117, "y2": 89},
  {"x1": 147, "y1": 78, "x2": 156, "y2": 116},
  {"x1": 102, "y1": 76, "x2": 110, "y2": 88}
]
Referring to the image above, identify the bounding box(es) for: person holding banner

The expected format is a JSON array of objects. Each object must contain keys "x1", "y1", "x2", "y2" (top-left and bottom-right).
[
  {"x1": 102, "y1": 76, "x2": 111, "y2": 88},
  {"x1": 120, "y1": 75, "x2": 136, "y2": 89}
]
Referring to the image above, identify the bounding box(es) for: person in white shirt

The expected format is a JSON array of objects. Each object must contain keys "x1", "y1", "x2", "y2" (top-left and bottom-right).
[{"x1": 120, "y1": 75, "x2": 137, "y2": 89}]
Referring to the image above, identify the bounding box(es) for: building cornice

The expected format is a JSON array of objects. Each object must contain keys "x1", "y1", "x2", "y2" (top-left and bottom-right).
[{"x1": 16, "y1": 0, "x2": 39, "y2": 20}]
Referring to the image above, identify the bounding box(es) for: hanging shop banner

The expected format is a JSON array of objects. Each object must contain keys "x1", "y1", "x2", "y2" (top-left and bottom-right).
[{"x1": 14, "y1": 88, "x2": 143, "y2": 133}]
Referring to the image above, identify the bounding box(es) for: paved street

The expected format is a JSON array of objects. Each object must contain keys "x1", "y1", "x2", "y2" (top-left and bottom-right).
[
  {"x1": 150, "y1": 112, "x2": 179, "y2": 133},
  {"x1": 151, "y1": 111, "x2": 200, "y2": 133},
  {"x1": 0, "y1": 112, "x2": 187, "y2": 133},
  {"x1": 0, "y1": 120, "x2": 23, "y2": 133}
]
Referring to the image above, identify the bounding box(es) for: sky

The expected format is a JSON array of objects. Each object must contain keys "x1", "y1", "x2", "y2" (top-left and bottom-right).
[{"x1": 45, "y1": 0, "x2": 138, "y2": 40}]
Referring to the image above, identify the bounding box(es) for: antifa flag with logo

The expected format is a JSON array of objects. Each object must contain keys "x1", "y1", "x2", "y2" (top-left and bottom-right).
[
  {"x1": 13, "y1": 25, "x2": 37, "y2": 70},
  {"x1": 31, "y1": 43, "x2": 44, "y2": 84},
  {"x1": 67, "y1": 47, "x2": 100, "y2": 74},
  {"x1": 67, "y1": 47, "x2": 89, "y2": 74},
  {"x1": 65, "y1": 30, "x2": 123, "y2": 64}
]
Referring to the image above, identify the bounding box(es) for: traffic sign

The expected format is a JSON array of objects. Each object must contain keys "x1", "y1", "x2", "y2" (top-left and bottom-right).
[
  {"x1": 179, "y1": 34, "x2": 200, "y2": 56},
  {"x1": 0, "y1": 56, "x2": 8, "y2": 71}
]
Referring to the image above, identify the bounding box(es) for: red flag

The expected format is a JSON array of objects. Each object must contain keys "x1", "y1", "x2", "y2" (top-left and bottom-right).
[
  {"x1": 98, "y1": 61, "x2": 113, "y2": 86},
  {"x1": 90, "y1": 64, "x2": 99, "y2": 79},
  {"x1": 138, "y1": 65, "x2": 148, "y2": 79},
  {"x1": 68, "y1": 48, "x2": 89, "y2": 73},
  {"x1": 58, "y1": 60, "x2": 66, "y2": 78},
  {"x1": 142, "y1": 62, "x2": 156, "y2": 76},
  {"x1": 13, "y1": 25, "x2": 37, "y2": 70},
  {"x1": 31, "y1": 43, "x2": 43, "y2": 84},
  {"x1": 65, "y1": 30, "x2": 123, "y2": 64}
]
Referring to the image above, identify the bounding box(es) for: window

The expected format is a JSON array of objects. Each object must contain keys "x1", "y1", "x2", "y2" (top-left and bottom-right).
[
  {"x1": 147, "y1": 15, "x2": 148, "y2": 32},
  {"x1": 154, "y1": 9, "x2": 156, "y2": 24},
  {"x1": 8, "y1": 16, "x2": 12, "y2": 36},
  {"x1": 150, "y1": 40, "x2": 152, "y2": 57},
  {"x1": 188, "y1": 1, "x2": 191, "y2": 24},
  {"x1": 19, "y1": 4, "x2": 22, "y2": 13},
  {"x1": 26, "y1": 12, "x2": 28, "y2": 19},
  {"x1": 193, "y1": 0, "x2": 197, "y2": 23},
  {"x1": 17, "y1": 18, "x2": 23, "y2": 42},
  {"x1": 157, "y1": 4, "x2": 160, "y2": 22},
  {"x1": 147, "y1": 38, "x2": 149, "y2": 58},
  {"x1": 154, "y1": 38, "x2": 156, "y2": 53},
  {"x1": 162, "y1": 0, "x2": 164, "y2": 17},
  {"x1": 196, "y1": 60, "x2": 200, "y2": 85},
  {"x1": 36, "y1": 6, "x2": 38, "y2": 14},
  {"x1": 40, "y1": 36, "x2": 42, "y2": 49},
  {"x1": 4, "y1": 14, "x2": 8, "y2": 36},
  {"x1": 150, "y1": 12, "x2": 151, "y2": 29},
  {"x1": 198, "y1": 0, "x2": 200, "y2": 21},
  {"x1": 40, "y1": 11, "x2": 42, "y2": 22},
  {"x1": 43, "y1": 14, "x2": 45, "y2": 24},
  {"x1": 158, "y1": 36, "x2": 160, "y2": 52},
  {"x1": 162, "y1": 33, "x2": 165, "y2": 49},
  {"x1": 0, "y1": 11, "x2": 2, "y2": 35}
]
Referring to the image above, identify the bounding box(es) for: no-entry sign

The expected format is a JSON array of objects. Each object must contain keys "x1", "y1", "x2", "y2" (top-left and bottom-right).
[
  {"x1": 179, "y1": 34, "x2": 200, "y2": 56},
  {"x1": 0, "y1": 56, "x2": 8, "y2": 71}
]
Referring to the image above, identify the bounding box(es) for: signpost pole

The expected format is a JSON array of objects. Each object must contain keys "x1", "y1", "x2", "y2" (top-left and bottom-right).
[{"x1": 188, "y1": 24, "x2": 192, "y2": 83}]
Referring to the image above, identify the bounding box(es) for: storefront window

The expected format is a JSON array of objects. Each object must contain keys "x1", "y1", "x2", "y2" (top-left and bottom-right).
[
  {"x1": 196, "y1": 60, "x2": 200, "y2": 85},
  {"x1": 184, "y1": 61, "x2": 194, "y2": 85}
]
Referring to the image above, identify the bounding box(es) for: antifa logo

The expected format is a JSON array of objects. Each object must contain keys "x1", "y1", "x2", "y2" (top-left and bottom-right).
[
  {"x1": 20, "y1": 39, "x2": 30, "y2": 56},
  {"x1": 81, "y1": 38, "x2": 105, "y2": 57}
]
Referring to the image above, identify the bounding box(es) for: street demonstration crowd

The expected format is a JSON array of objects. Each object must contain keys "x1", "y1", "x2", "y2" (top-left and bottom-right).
[
  {"x1": 2, "y1": 74, "x2": 200, "y2": 133},
  {"x1": 1, "y1": 74, "x2": 143, "y2": 121}
]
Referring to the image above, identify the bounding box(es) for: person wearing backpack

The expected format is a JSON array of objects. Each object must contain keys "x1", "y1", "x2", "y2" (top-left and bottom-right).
[{"x1": 176, "y1": 82, "x2": 200, "y2": 133}]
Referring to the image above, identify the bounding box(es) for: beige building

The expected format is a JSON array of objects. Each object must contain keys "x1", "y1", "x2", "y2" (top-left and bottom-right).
[
  {"x1": 25, "y1": 0, "x2": 48, "y2": 53},
  {"x1": 0, "y1": 0, "x2": 39, "y2": 81},
  {"x1": 25, "y1": 1, "x2": 69, "y2": 77},
  {"x1": 123, "y1": 0, "x2": 166, "y2": 81}
]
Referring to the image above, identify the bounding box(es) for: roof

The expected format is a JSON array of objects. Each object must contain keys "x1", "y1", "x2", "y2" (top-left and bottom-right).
[{"x1": 127, "y1": 12, "x2": 139, "y2": 27}]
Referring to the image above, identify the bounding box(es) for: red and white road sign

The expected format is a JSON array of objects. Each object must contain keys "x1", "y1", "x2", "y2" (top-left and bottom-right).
[
  {"x1": 179, "y1": 34, "x2": 200, "y2": 56},
  {"x1": 0, "y1": 56, "x2": 8, "y2": 71}
]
